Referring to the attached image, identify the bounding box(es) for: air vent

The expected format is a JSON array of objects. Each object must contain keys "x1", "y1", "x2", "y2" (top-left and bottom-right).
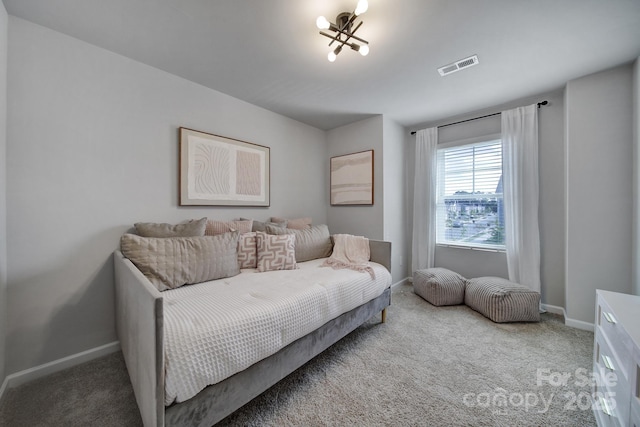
[{"x1": 438, "y1": 55, "x2": 479, "y2": 76}]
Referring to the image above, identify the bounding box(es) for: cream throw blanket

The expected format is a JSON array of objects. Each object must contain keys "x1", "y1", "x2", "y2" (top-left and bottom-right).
[{"x1": 322, "y1": 234, "x2": 375, "y2": 279}]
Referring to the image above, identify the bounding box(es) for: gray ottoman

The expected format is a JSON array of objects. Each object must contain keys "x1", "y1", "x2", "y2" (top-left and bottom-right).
[
  {"x1": 413, "y1": 268, "x2": 466, "y2": 306},
  {"x1": 465, "y1": 276, "x2": 540, "y2": 323}
]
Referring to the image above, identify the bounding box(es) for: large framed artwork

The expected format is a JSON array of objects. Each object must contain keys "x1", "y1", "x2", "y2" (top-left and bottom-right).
[
  {"x1": 179, "y1": 127, "x2": 270, "y2": 206},
  {"x1": 330, "y1": 150, "x2": 374, "y2": 205}
]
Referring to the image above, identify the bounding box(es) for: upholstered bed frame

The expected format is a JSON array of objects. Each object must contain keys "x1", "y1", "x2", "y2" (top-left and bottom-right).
[{"x1": 114, "y1": 239, "x2": 392, "y2": 427}]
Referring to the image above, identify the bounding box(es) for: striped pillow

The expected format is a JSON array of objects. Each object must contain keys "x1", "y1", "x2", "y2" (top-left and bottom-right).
[{"x1": 205, "y1": 219, "x2": 253, "y2": 236}]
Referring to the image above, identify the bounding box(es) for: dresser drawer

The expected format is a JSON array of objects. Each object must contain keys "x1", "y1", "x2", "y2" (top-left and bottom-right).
[
  {"x1": 594, "y1": 290, "x2": 640, "y2": 427},
  {"x1": 597, "y1": 296, "x2": 633, "y2": 380},
  {"x1": 593, "y1": 388, "x2": 625, "y2": 427},
  {"x1": 595, "y1": 331, "x2": 630, "y2": 424}
]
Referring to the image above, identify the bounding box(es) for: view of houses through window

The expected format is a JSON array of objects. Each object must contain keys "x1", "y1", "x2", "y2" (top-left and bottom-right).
[{"x1": 436, "y1": 138, "x2": 505, "y2": 250}]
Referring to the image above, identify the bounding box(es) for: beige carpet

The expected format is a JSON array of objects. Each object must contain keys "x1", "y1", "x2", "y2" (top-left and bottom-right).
[{"x1": 0, "y1": 283, "x2": 596, "y2": 426}]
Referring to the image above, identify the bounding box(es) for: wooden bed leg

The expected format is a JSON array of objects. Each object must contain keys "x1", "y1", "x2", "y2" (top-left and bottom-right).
[{"x1": 381, "y1": 308, "x2": 387, "y2": 323}]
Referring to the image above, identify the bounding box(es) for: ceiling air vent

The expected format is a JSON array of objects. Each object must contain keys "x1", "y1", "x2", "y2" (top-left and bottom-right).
[{"x1": 437, "y1": 55, "x2": 479, "y2": 76}]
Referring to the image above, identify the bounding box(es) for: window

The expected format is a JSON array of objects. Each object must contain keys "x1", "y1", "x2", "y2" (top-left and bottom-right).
[{"x1": 436, "y1": 138, "x2": 505, "y2": 250}]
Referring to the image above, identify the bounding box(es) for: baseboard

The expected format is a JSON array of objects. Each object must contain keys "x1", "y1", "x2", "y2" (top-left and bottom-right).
[
  {"x1": 540, "y1": 303, "x2": 594, "y2": 331},
  {"x1": 0, "y1": 341, "x2": 120, "y2": 402},
  {"x1": 391, "y1": 277, "x2": 411, "y2": 289},
  {"x1": 541, "y1": 303, "x2": 565, "y2": 316},
  {"x1": 564, "y1": 317, "x2": 594, "y2": 332}
]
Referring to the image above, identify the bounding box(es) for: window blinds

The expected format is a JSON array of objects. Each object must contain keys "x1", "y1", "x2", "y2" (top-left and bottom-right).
[{"x1": 436, "y1": 139, "x2": 505, "y2": 249}]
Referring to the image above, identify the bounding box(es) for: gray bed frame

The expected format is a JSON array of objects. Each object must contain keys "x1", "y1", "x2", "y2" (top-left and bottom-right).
[{"x1": 114, "y1": 239, "x2": 392, "y2": 427}]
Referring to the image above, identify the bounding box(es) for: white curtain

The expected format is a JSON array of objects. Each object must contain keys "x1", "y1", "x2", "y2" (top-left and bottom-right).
[
  {"x1": 412, "y1": 127, "x2": 438, "y2": 273},
  {"x1": 501, "y1": 104, "x2": 541, "y2": 293}
]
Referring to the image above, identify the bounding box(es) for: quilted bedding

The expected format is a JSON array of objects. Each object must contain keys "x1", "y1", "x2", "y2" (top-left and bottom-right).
[{"x1": 163, "y1": 258, "x2": 392, "y2": 405}]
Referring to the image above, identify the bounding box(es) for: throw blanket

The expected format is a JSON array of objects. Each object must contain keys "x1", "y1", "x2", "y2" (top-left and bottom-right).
[{"x1": 322, "y1": 234, "x2": 375, "y2": 279}]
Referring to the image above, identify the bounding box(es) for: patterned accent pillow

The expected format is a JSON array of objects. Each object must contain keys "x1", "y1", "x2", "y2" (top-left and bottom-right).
[
  {"x1": 270, "y1": 217, "x2": 312, "y2": 230},
  {"x1": 237, "y1": 232, "x2": 257, "y2": 269},
  {"x1": 256, "y1": 232, "x2": 297, "y2": 272},
  {"x1": 266, "y1": 224, "x2": 332, "y2": 262},
  {"x1": 205, "y1": 219, "x2": 253, "y2": 235},
  {"x1": 120, "y1": 232, "x2": 240, "y2": 291},
  {"x1": 134, "y1": 217, "x2": 207, "y2": 237}
]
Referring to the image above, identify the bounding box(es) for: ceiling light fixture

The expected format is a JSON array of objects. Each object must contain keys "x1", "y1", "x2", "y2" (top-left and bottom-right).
[{"x1": 317, "y1": 0, "x2": 369, "y2": 62}]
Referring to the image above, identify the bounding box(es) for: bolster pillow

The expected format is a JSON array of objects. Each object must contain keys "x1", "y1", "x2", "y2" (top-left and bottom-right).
[{"x1": 120, "y1": 232, "x2": 240, "y2": 291}]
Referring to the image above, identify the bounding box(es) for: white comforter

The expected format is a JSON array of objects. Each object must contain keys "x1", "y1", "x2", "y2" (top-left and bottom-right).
[{"x1": 163, "y1": 258, "x2": 392, "y2": 405}]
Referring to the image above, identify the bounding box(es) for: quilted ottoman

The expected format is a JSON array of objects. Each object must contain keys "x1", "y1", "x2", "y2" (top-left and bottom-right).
[
  {"x1": 413, "y1": 268, "x2": 466, "y2": 306},
  {"x1": 465, "y1": 276, "x2": 540, "y2": 323}
]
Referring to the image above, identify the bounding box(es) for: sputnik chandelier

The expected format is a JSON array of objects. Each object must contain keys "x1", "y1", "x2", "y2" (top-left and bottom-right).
[{"x1": 316, "y1": 0, "x2": 370, "y2": 62}]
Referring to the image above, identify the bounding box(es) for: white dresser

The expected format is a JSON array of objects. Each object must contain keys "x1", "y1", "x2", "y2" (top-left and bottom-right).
[{"x1": 593, "y1": 290, "x2": 640, "y2": 427}]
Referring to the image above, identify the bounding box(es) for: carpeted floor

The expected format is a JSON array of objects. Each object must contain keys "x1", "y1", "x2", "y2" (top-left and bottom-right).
[{"x1": 0, "y1": 283, "x2": 596, "y2": 426}]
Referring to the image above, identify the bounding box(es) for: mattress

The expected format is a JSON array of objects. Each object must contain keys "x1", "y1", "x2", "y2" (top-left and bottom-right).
[{"x1": 162, "y1": 258, "x2": 392, "y2": 405}]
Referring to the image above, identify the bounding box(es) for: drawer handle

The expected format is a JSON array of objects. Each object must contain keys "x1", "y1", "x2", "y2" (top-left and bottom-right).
[
  {"x1": 601, "y1": 354, "x2": 615, "y2": 371},
  {"x1": 599, "y1": 396, "x2": 613, "y2": 417},
  {"x1": 603, "y1": 311, "x2": 617, "y2": 324}
]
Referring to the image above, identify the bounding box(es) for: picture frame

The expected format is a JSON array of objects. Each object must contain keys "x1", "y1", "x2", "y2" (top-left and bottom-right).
[
  {"x1": 330, "y1": 150, "x2": 374, "y2": 205},
  {"x1": 179, "y1": 127, "x2": 270, "y2": 206}
]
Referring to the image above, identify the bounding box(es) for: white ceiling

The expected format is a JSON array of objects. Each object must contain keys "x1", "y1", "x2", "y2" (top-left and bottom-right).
[{"x1": 4, "y1": 0, "x2": 640, "y2": 130}]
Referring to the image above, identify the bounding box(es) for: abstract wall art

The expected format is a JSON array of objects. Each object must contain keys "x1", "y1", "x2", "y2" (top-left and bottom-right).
[
  {"x1": 179, "y1": 128, "x2": 270, "y2": 206},
  {"x1": 330, "y1": 150, "x2": 374, "y2": 205}
]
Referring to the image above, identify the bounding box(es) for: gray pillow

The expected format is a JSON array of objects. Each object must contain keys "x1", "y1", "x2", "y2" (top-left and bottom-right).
[
  {"x1": 134, "y1": 217, "x2": 207, "y2": 237},
  {"x1": 120, "y1": 232, "x2": 240, "y2": 291},
  {"x1": 242, "y1": 218, "x2": 287, "y2": 233},
  {"x1": 266, "y1": 224, "x2": 332, "y2": 262}
]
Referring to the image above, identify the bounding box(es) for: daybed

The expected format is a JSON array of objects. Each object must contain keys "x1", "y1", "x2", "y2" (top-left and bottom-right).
[{"x1": 114, "y1": 223, "x2": 392, "y2": 427}]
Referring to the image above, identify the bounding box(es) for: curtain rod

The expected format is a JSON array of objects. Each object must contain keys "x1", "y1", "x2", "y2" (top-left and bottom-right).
[{"x1": 410, "y1": 101, "x2": 548, "y2": 135}]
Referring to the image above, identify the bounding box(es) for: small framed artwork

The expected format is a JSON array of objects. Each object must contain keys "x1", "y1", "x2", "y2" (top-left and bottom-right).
[
  {"x1": 330, "y1": 150, "x2": 374, "y2": 205},
  {"x1": 179, "y1": 127, "x2": 270, "y2": 206}
]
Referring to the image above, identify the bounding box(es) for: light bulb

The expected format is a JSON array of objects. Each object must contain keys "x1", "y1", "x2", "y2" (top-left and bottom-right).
[
  {"x1": 328, "y1": 51, "x2": 337, "y2": 62},
  {"x1": 355, "y1": 0, "x2": 368, "y2": 16},
  {"x1": 359, "y1": 44, "x2": 369, "y2": 56},
  {"x1": 316, "y1": 16, "x2": 330, "y2": 30}
]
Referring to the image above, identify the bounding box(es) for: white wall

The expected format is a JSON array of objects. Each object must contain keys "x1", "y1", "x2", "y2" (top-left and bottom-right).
[
  {"x1": 6, "y1": 17, "x2": 327, "y2": 375},
  {"x1": 634, "y1": 57, "x2": 640, "y2": 297},
  {"x1": 565, "y1": 64, "x2": 634, "y2": 324},
  {"x1": 382, "y1": 117, "x2": 408, "y2": 283},
  {"x1": 326, "y1": 116, "x2": 408, "y2": 284},
  {"x1": 406, "y1": 90, "x2": 566, "y2": 307},
  {"x1": 326, "y1": 116, "x2": 384, "y2": 239},
  {"x1": 0, "y1": 0, "x2": 8, "y2": 386},
  {"x1": 537, "y1": 91, "x2": 567, "y2": 308}
]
